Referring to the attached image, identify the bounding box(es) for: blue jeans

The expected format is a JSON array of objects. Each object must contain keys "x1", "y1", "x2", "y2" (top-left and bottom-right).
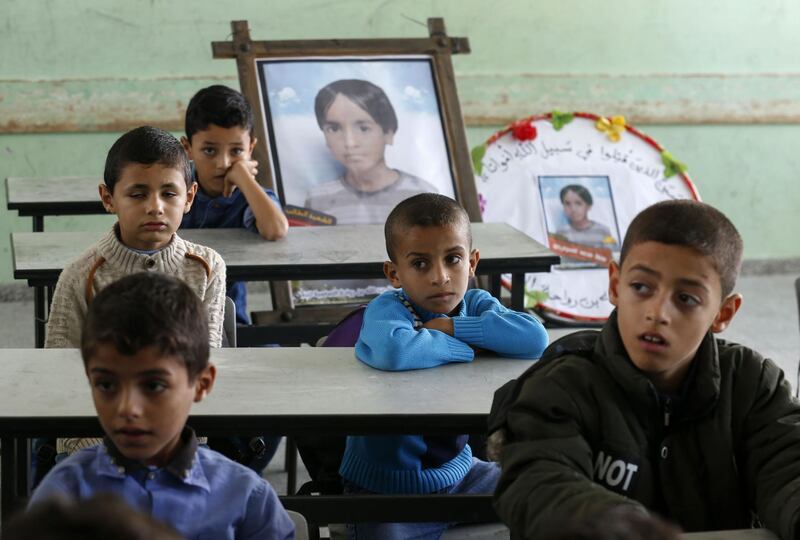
[{"x1": 343, "y1": 458, "x2": 500, "y2": 540}]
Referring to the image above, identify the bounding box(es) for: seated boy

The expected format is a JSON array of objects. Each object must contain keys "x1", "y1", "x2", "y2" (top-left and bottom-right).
[
  {"x1": 180, "y1": 84, "x2": 288, "y2": 326},
  {"x1": 31, "y1": 272, "x2": 295, "y2": 539},
  {"x1": 42, "y1": 125, "x2": 225, "y2": 461},
  {"x1": 493, "y1": 200, "x2": 800, "y2": 539},
  {"x1": 341, "y1": 193, "x2": 549, "y2": 539},
  {"x1": 45, "y1": 125, "x2": 225, "y2": 348}
]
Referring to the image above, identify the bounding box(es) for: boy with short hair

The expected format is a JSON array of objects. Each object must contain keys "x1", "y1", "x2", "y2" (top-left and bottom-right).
[
  {"x1": 180, "y1": 84, "x2": 288, "y2": 326},
  {"x1": 45, "y1": 125, "x2": 226, "y2": 348},
  {"x1": 342, "y1": 193, "x2": 549, "y2": 539},
  {"x1": 494, "y1": 200, "x2": 800, "y2": 539},
  {"x1": 31, "y1": 272, "x2": 295, "y2": 539}
]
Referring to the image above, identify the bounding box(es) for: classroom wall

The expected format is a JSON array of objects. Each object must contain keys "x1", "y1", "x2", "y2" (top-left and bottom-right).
[{"x1": 2, "y1": 0, "x2": 799, "y2": 286}]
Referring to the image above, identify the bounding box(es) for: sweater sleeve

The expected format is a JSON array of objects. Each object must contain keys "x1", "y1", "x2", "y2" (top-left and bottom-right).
[
  {"x1": 45, "y1": 259, "x2": 90, "y2": 348},
  {"x1": 355, "y1": 292, "x2": 474, "y2": 371},
  {"x1": 495, "y1": 363, "x2": 643, "y2": 539},
  {"x1": 738, "y1": 354, "x2": 800, "y2": 539},
  {"x1": 453, "y1": 289, "x2": 548, "y2": 359},
  {"x1": 204, "y1": 251, "x2": 226, "y2": 348}
]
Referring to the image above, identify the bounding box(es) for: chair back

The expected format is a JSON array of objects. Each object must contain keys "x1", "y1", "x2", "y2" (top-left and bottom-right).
[
  {"x1": 224, "y1": 297, "x2": 237, "y2": 348},
  {"x1": 286, "y1": 510, "x2": 309, "y2": 540}
]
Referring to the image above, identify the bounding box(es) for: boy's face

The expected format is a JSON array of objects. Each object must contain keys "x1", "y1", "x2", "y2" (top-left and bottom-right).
[
  {"x1": 181, "y1": 124, "x2": 256, "y2": 197},
  {"x1": 384, "y1": 224, "x2": 479, "y2": 314},
  {"x1": 609, "y1": 241, "x2": 741, "y2": 393},
  {"x1": 322, "y1": 94, "x2": 394, "y2": 177},
  {"x1": 86, "y1": 343, "x2": 216, "y2": 467},
  {"x1": 100, "y1": 163, "x2": 196, "y2": 251},
  {"x1": 562, "y1": 190, "x2": 589, "y2": 226}
]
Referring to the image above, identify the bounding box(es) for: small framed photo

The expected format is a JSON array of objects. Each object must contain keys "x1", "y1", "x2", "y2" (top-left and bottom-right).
[{"x1": 538, "y1": 175, "x2": 621, "y2": 267}]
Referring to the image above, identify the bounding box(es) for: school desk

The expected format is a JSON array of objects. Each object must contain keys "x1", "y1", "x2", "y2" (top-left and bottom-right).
[
  {"x1": 12, "y1": 223, "x2": 560, "y2": 347},
  {"x1": 5, "y1": 176, "x2": 103, "y2": 232},
  {"x1": 0, "y1": 347, "x2": 533, "y2": 521}
]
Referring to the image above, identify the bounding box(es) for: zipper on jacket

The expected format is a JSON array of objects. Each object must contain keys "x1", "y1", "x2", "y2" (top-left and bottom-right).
[{"x1": 663, "y1": 397, "x2": 672, "y2": 428}]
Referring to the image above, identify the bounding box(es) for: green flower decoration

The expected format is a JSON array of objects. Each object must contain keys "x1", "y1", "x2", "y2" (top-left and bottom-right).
[
  {"x1": 661, "y1": 150, "x2": 688, "y2": 178},
  {"x1": 550, "y1": 110, "x2": 574, "y2": 131},
  {"x1": 471, "y1": 143, "x2": 487, "y2": 176},
  {"x1": 526, "y1": 289, "x2": 549, "y2": 307}
]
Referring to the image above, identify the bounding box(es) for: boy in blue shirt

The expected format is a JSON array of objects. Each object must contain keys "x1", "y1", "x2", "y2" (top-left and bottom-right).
[
  {"x1": 342, "y1": 193, "x2": 549, "y2": 539},
  {"x1": 180, "y1": 84, "x2": 288, "y2": 326},
  {"x1": 31, "y1": 272, "x2": 295, "y2": 540}
]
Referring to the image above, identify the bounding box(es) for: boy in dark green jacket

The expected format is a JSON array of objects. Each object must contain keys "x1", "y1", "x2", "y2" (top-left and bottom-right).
[{"x1": 494, "y1": 200, "x2": 800, "y2": 539}]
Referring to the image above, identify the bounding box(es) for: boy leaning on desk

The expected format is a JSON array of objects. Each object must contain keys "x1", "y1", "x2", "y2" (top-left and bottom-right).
[
  {"x1": 30, "y1": 272, "x2": 295, "y2": 539},
  {"x1": 491, "y1": 200, "x2": 800, "y2": 539},
  {"x1": 340, "y1": 193, "x2": 549, "y2": 540}
]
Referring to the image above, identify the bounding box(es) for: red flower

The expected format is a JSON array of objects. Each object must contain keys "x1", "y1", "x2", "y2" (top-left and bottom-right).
[{"x1": 511, "y1": 120, "x2": 537, "y2": 141}]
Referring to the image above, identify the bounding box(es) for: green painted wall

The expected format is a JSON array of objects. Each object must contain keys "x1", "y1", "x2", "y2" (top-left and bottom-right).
[{"x1": 2, "y1": 0, "x2": 799, "y2": 284}]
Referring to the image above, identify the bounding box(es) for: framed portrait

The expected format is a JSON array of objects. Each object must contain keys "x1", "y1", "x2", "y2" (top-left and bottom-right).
[
  {"x1": 538, "y1": 175, "x2": 621, "y2": 268},
  {"x1": 257, "y1": 57, "x2": 455, "y2": 225},
  {"x1": 213, "y1": 19, "x2": 479, "y2": 309}
]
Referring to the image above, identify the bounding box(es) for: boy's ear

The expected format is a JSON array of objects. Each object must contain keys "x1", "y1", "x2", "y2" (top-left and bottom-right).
[
  {"x1": 710, "y1": 293, "x2": 743, "y2": 333},
  {"x1": 384, "y1": 260, "x2": 402, "y2": 288},
  {"x1": 468, "y1": 248, "x2": 480, "y2": 277},
  {"x1": 608, "y1": 261, "x2": 621, "y2": 306},
  {"x1": 193, "y1": 363, "x2": 216, "y2": 402},
  {"x1": 248, "y1": 135, "x2": 258, "y2": 154},
  {"x1": 384, "y1": 130, "x2": 395, "y2": 146},
  {"x1": 99, "y1": 184, "x2": 115, "y2": 214},
  {"x1": 184, "y1": 182, "x2": 198, "y2": 214},
  {"x1": 180, "y1": 136, "x2": 193, "y2": 158}
]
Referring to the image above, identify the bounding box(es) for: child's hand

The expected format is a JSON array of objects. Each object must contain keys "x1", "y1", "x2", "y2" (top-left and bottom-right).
[
  {"x1": 223, "y1": 159, "x2": 259, "y2": 197},
  {"x1": 422, "y1": 317, "x2": 454, "y2": 336}
]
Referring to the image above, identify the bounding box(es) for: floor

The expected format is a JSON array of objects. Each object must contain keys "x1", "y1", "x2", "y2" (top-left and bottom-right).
[{"x1": 0, "y1": 273, "x2": 798, "y2": 499}]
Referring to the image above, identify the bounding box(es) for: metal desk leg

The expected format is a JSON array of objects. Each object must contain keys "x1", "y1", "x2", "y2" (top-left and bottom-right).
[
  {"x1": 510, "y1": 273, "x2": 525, "y2": 311},
  {"x1": 34, "y1": 286, "x2": 46, "y2": 349},
  {"x1": 489, "y1": 274, "x2": 501, "y2": 300},
  {"x1": 1, "y1": 437, "x2": 20, "y2": 520},
  {"x1": 14, "y1": 439, "x2": 31, "y2": 498},
  {"x1": 286, "y1": 437, "x2": 298, "y2": 495}
]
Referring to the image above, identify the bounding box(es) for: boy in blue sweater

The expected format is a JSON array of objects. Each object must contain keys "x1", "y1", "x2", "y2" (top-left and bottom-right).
[
  {"x1": 342, "y1": 193, "x2": 549, "y2": 539},
  {"x1": 31, "y1": 272, "x2": 294, "y2": 540}
]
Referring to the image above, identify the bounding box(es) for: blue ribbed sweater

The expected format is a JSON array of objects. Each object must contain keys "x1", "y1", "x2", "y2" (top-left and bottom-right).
[{"x1": 341, "y1": 288, "x2": 548, "y2": 494}]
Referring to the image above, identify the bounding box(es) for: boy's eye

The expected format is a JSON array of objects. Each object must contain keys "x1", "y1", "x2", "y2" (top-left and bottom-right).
[
  {"x1": 93, "y1": 380, "x2": 115, "y2": 393},
  {"x1": 445, "y1": 255, "x2": 463, "y2": 265},
  {"x1": 162, "y1": 191, "x2": 178, "y2": 198},
  {"x1": 630, "y1": 282, "x2": 651, "y2": 295},
  {"x1": 231, "y1": 148, "x2": 245, "y2": 156},
  {"x1": 677, "y1": 292, "x2": 700, "y2": 307},
  {"x1": 323, "y1": 125, "x2": 340, "y2": 134},
  {"x1": 411, "y1": 259, "x2": 428, "y2": 270},
  {"x1": 201, "y1": 147, "x2": 216, "y2": 156},
  {"x1": 143, "y1": 380, "x2": 168, "y2": 394},
  {"x1": 129, "y1": 192, "x2": 145, "y2": 199},
  {"x1": 359, "y1": 124, "x2": 372, "y2": 133}
]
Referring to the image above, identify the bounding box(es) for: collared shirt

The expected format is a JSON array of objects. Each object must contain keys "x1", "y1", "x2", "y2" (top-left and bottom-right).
[
  {"x1": 31, "y1": 427, "x2": 295, "y2": 540},
  {"x1": 180, "y1": 164, "x2": 283, "y2": 325}
]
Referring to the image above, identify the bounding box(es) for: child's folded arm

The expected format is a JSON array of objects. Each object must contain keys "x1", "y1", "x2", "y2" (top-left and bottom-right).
[
  {"x1": 355, "y1": 296, "x2": 474, "y2": 371},
  {"x1": 453, "y1": 290, "x2": 548, "y2": 358}
]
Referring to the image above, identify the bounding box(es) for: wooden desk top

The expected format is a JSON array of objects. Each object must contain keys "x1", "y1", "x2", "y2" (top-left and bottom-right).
[
  {"x1": 12, "y1": 223, "x2": 560, "y2": 284},
  {"x1": 6, "y1": 176, "x2": 104, "y2": 216},
  {"x1": 0, "y1": 347, "x2": 534, "y2": 437}
]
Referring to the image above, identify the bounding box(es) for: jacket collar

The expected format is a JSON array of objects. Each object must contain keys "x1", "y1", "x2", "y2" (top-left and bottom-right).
[{"x1": 597, "y1": 311, "x2": 721, "y2": 421}]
